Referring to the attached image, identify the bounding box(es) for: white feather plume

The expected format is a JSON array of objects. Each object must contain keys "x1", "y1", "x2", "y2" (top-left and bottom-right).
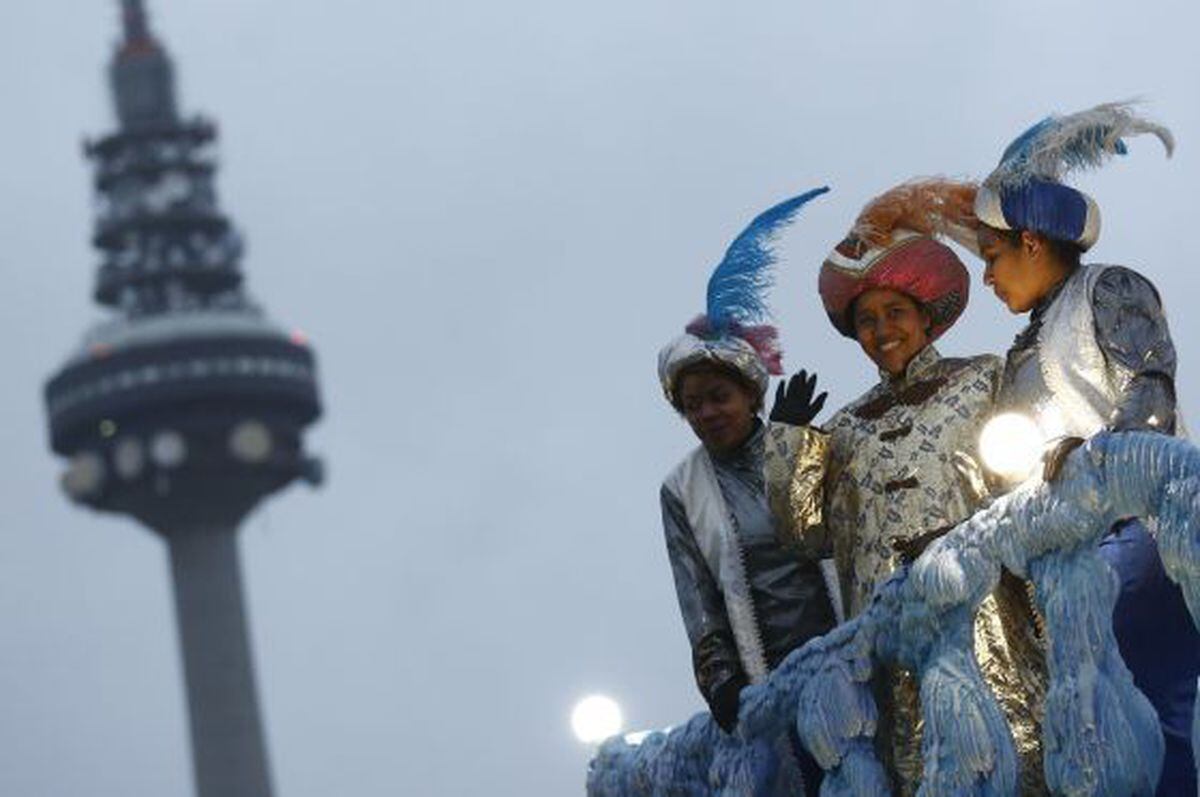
[{"x1": 989, "y1": 101, "x2": 1174, "y2": 188}]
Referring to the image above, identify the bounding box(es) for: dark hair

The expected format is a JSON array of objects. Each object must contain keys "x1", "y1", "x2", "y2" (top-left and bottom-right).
[
  {"x1": 998, "y1": 228, "x2": 1083, "y2": 271},
  {"x1": 671, "y1": 361, "x2": 763, "y2": 415}
]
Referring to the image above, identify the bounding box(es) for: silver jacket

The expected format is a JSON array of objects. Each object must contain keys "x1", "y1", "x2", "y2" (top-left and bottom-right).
[
  {"x1": 1000, "y1": 264, "x2": 1178, "y2": 436},
  {"x1": 660, "y1": 422, "x2": 835, "y2": 708}
]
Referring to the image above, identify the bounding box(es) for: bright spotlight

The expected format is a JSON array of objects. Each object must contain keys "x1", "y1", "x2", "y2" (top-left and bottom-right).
[
  {"x1": 979, "y1": 412, "x2": 1043, "y2": 482},
  {"x1": 571, "y1": 695, "x2": 623, "y2": 744}
]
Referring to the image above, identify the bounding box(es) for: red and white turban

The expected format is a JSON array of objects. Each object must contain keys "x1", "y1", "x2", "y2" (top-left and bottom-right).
[{"x1": 818, "y1": 179, "x2": 976, "y2": 340}]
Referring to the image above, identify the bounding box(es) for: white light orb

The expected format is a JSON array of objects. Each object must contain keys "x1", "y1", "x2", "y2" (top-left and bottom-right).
[
  {"x1": 979, "y1": 412, "x2": 1043, "y2": 482},
  {"x1": 150, "y1": 430, "x2": 187, "y2": 468},
  {"x1": 62, "y1": 452, "x2": 105, "y2": 499},
  {"x1": 113, "y1": 437, "x2": 145, "y2": 480},
  {"x1": 229, "y1": 420, "x2": 273, "y2": 463},
  {"x1": 571, "y1": 695, "x2": 623, "y2": 744}
]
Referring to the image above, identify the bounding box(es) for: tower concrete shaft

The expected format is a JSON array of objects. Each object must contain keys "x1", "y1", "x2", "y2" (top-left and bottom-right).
[{"x1": 169, "y1": 528, "x2": 273, "y2": 797}]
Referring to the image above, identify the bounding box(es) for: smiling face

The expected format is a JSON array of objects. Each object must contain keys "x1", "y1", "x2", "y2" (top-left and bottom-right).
[
  {"x1": 676, "y1": 365, "x2": 759, "y2": 456},
  {"x1": 977, "y1": 227, "x2": 1073, "y2": 313},
  {"x1": 852, "y1": 288, "x2": 931, "y2": 377}
]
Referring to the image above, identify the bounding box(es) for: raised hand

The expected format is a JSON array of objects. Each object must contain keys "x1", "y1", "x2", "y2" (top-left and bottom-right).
[{"x1": 769, "y1": 369, "x2": 828, "y2": 426}]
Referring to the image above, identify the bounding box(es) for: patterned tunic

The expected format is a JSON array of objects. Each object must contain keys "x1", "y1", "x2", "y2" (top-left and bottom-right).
[
  {"x1": 766, "y1": 344, "x2": 1047, "y2": 796},
  {"x1": 821, "y1": 346, "x2": 998, "y2": 616}
]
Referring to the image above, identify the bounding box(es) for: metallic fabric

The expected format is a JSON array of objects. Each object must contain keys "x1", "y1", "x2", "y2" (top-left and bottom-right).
[
  {"x1": 822, "y1": 346, "x2": 1001, "y2": 618},
  {"x1": 1091, "y1": 267, "x2": 1178, "y2": 433},
  {"x1": 767, "y1": 346, "x2": 1049, "y2": 794},
  {"x1": 1002, "y1": 265, "x2": 1179, "y2": 438},
  {"x1": 657, "y1": 333, "x2": 768, "y2": 406},
  {"x1": 981, "y1": 575, "x2": 1050, "y2": 796},
  {"x1": 876, "y1": 666, "x2": 923, "y2": 797},
  {"x1": 665, "y1": 443, "x2": 770, "y2": 683},
  {"x1": 661, "y1": 423, "x2": 836, "y2": 712},
  {"x1": 764, "y1": 423, "x2": 829, "y2": 558}
]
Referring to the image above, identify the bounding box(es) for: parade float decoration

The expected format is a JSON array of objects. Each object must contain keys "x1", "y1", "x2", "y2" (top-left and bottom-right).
[{"x1": 588, "y1": 430, "x2": 1200, "y2": 796}]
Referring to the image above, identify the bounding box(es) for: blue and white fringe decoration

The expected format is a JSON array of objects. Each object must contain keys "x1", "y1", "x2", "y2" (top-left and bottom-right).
[{"x1": 589, "y1": 431, "x2": 1200, "y2": 796}]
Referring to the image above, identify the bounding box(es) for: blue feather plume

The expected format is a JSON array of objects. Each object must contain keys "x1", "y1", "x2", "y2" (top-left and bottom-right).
[
  {"x1": 705, "y1": 186, "x2": 829, "y2": 332},
  {"x1": 989, "y1": 101, "x2": 1173, "y2": 188}
]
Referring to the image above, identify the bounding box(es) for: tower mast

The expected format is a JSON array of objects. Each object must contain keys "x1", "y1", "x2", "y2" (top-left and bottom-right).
[{"x1": 44, "y1": 4, "x2": 323, "y2": 795}]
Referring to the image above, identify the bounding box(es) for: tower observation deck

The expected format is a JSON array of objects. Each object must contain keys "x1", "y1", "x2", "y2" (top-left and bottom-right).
[{"x1": 43, "y1": 2, "x2": 322, "y2": 795}]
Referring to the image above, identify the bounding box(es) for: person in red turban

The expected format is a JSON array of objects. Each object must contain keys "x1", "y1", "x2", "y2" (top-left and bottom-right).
[{"x1": 764, "y1": 179, "x2": 1048, "y2": 796}]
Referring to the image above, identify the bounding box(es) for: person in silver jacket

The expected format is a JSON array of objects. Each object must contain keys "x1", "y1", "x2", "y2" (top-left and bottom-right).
[
  {"x1": 659, "y1": 362, "x2": 835, "y2": 727},
  {"x1": 973, "y1": 101, "x2": 1199, "y2": 796},
  {"x1": 655, "y1": 188, "x2": 836, "y2": 796},
  {"x1": 658, "y1": 336, "x2": 835, "y2": 796}
]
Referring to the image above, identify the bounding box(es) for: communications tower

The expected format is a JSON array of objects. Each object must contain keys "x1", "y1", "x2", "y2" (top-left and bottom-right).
[{"x1": 43, "y1": 3, "x2": 322, "y2": 795}]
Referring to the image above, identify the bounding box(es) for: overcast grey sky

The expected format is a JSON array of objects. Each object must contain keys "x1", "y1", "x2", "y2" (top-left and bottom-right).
[{"x1": 2, "y1": 1, "x2": 1198, "y2": 795}]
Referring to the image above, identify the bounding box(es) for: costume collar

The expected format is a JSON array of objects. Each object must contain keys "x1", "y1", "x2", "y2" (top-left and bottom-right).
[
  {"x1": 710, "y1": 417, "x2": 765, "y2": 468},
  {"x1": 1011, "y1": 266, "x2": 1080, "y2": 354},
  {"x1": 1029, "y1": 267, "x2": 1077, "y2": 323},
  {"x1": 878, "y1": 344, "x2": 941, "y2": 387}
]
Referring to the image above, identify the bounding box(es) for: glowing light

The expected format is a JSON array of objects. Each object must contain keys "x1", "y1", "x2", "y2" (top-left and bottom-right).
[
  {"x1": 62, "y1": 452, "x2": 105, "y2": 499},
  {"x1": 289, "y1": 329, "x2": 309, "y2": 346},
  {"x1": 113, "y1": 437, "x2": 145, "y2": 479},
  {"x1": 979, "y1": 412, "x2": 1044, "y2": 482},
  {"x1": 1039, "y1": 403, "x2": 1068, "y2": 439},
  {"x1": 150, "y1": 430, "x2": 187, "y2": 468},
  {"x1": 229, "y1": 420, "x2": 272, "y2": 463},
  {"x1": 571, "y1": 695, "x2": 623, "y2": 744}
]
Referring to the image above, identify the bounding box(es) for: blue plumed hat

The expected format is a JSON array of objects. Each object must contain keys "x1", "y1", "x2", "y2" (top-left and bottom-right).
[
  {"x1": 658, "y1": 187, "x2": 829, "y2": 405},
  {"x1": 975, "y1": 101, "x2": 1173, "y2": 251}
]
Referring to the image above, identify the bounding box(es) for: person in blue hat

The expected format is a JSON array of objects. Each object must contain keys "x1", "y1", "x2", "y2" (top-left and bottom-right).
[{"x1": 974, "y1": 101, "x2": 1199, "y2": 796}]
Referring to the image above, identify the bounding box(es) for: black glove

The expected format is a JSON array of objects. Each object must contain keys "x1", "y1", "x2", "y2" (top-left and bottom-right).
[
  {"x1": 1042, "y1": 436, "x2": 1086, "y2": 483},
  {"x1": 709, "y1": 675, "x2": 747, "y2": 734},
  {"x1": 891, "y1": 524, "x2": 955, "y2": 564},
  {"x1": 769, "y1": 369, "x2": 827, "y2": 426}
]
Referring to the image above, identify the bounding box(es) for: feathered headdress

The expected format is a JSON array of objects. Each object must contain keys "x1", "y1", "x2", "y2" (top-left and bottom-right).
[
  {"x1": 819, "y1": 179, "x2": 974, "y2": 340},
  {"x1": 658, "y1": 187, "x2": 829, "y2": 403},
  {"x1": 976, "y1": 101, "x2": 1174, "y2": 250},
  {"x1": 986, "y1": 100, "x2": 1174, "y2": 189},
  {"x1": 704, "y1": 187, "x2": 832, "y2": 329},
  {"x1": 852, "y1": 178, "x2": 979, "y2": 253}
]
